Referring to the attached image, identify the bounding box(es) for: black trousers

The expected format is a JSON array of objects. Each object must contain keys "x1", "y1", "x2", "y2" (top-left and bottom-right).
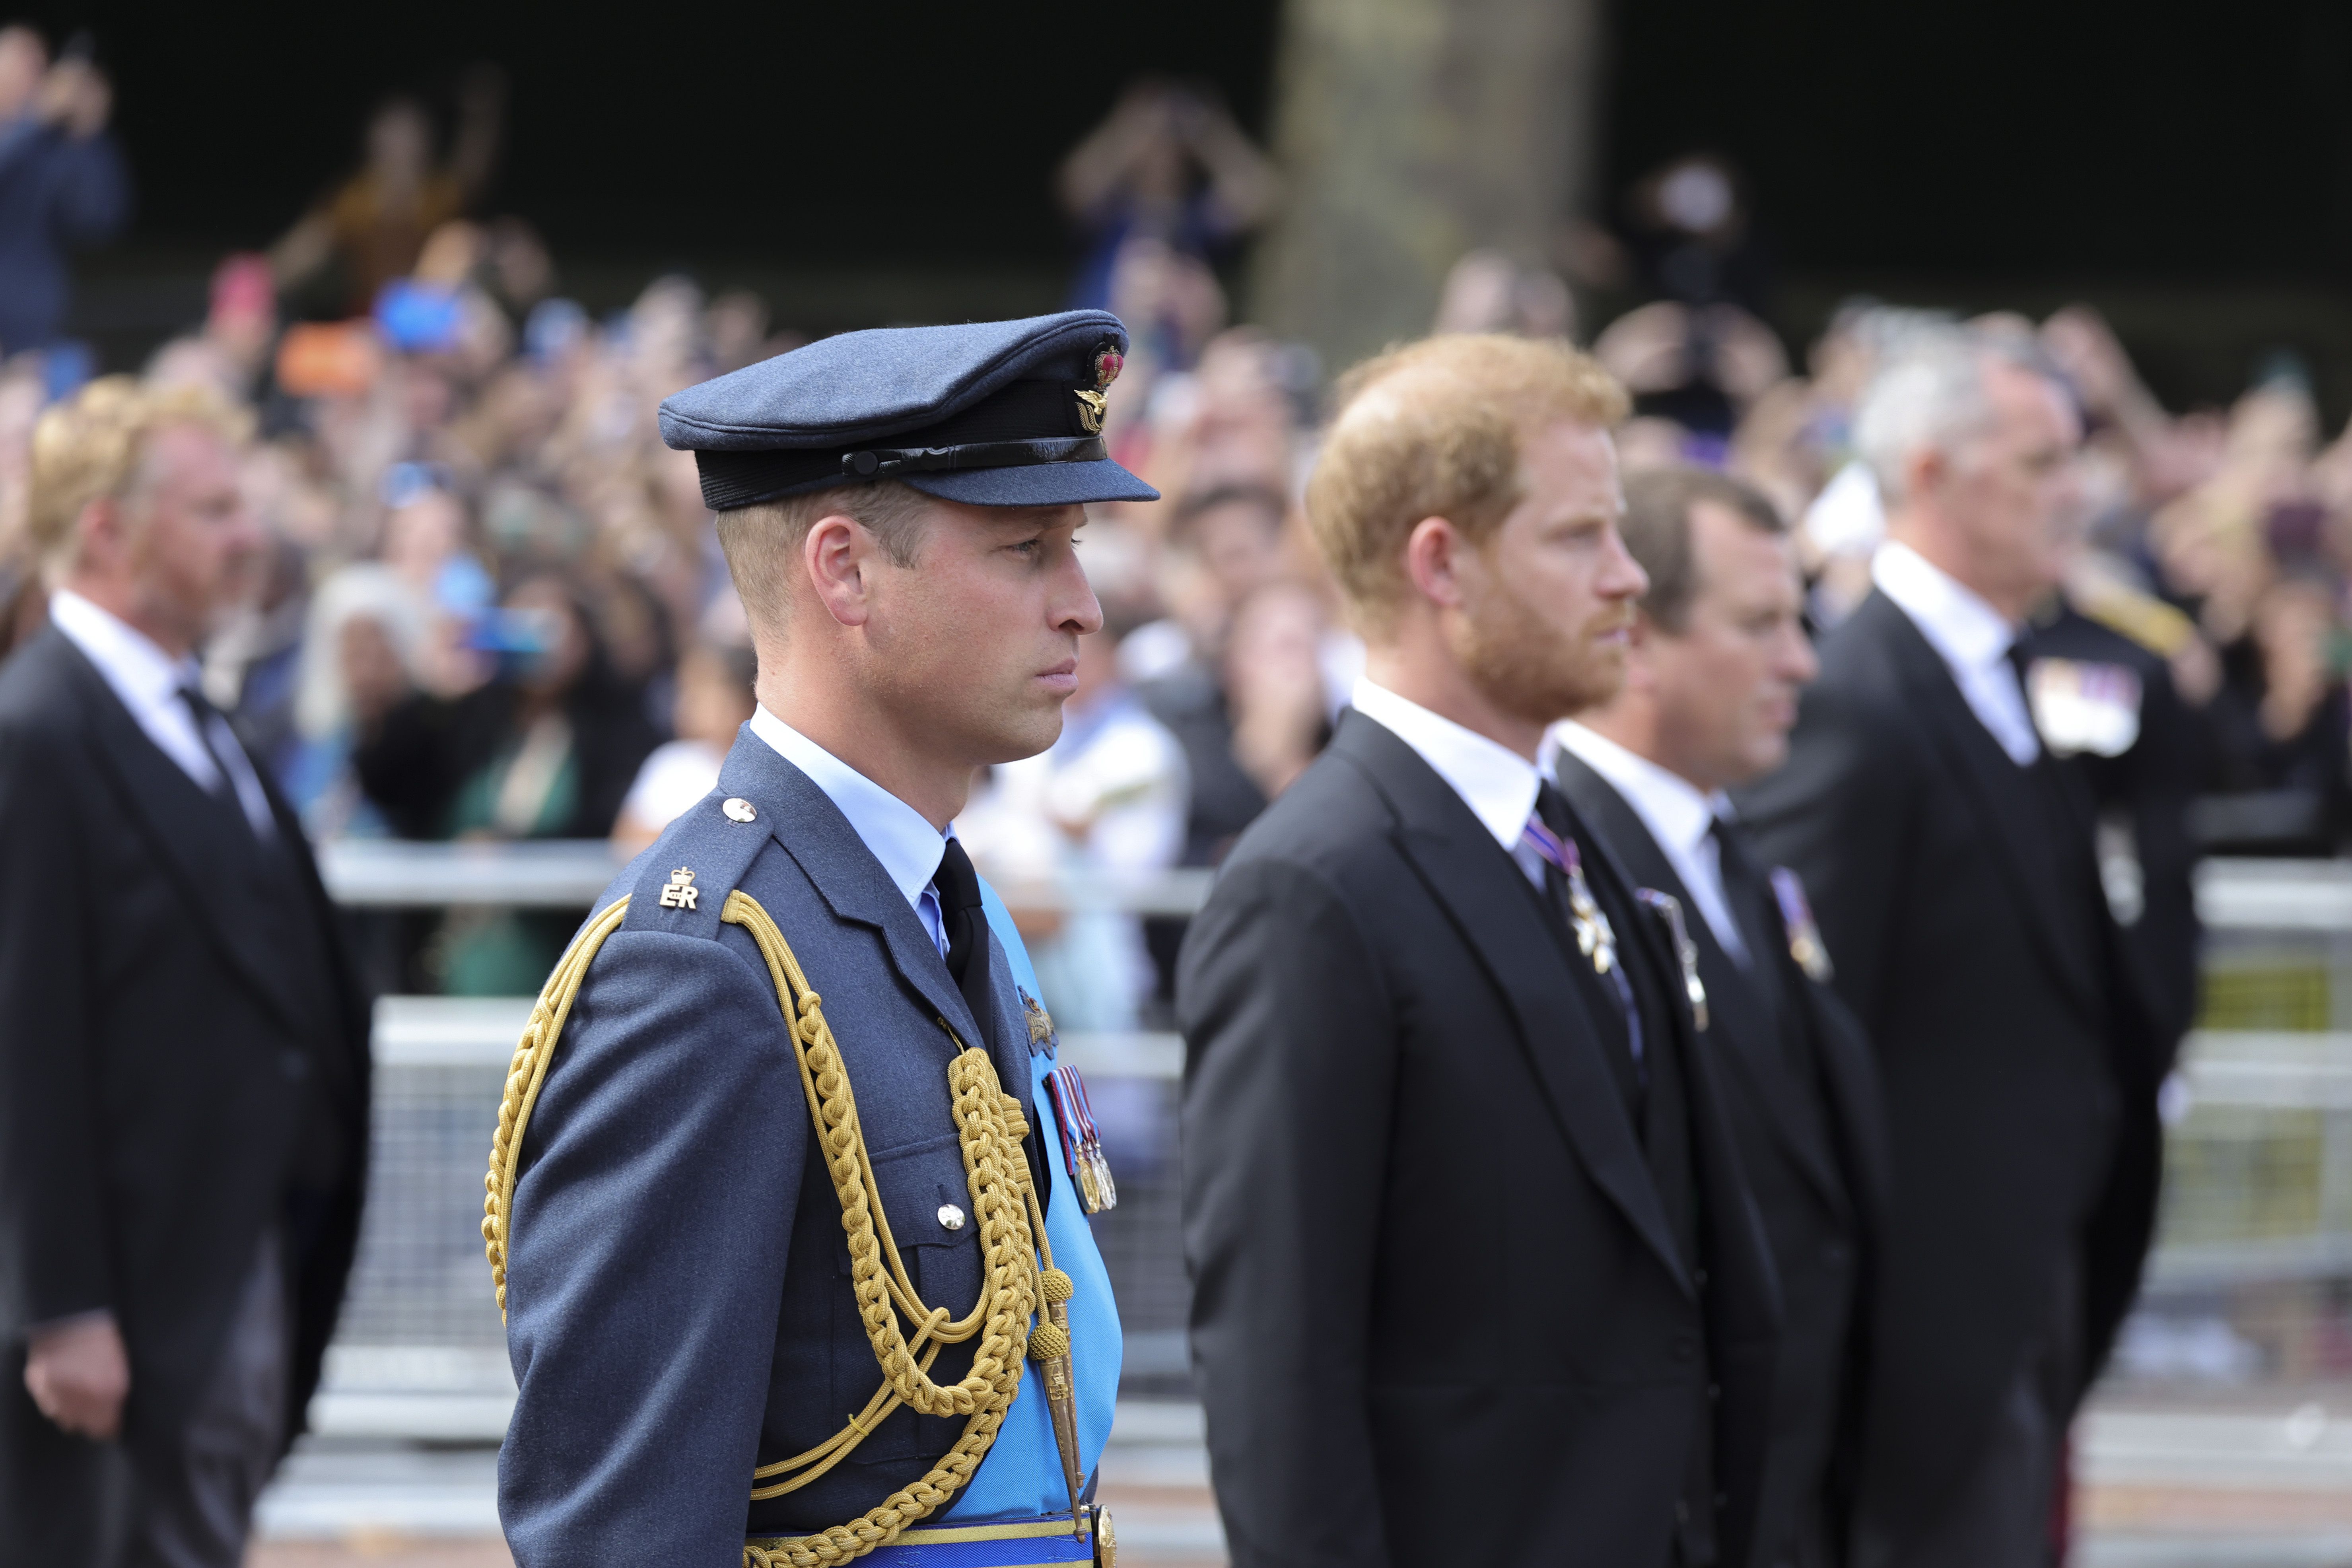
[
  {"x1": 1862, "y1": 1256, "x2": 2081, "y2": 1568},
  {"x1": 0, "y1": 1232, "x2": 287, "y2": 1568}
]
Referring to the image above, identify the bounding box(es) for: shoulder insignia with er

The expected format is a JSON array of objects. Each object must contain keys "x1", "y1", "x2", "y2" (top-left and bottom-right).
[{"x1": 622, "y1": 799, "x2": 769, "y2": 938}]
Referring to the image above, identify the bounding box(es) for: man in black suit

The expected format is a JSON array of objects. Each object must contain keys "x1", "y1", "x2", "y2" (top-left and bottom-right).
[
  {"x1": 1736, "y1": 332, "x2": 2164, "y2": 1568},
  {"x1": 1551, "y1": 467, "x2": 1891, "y2": 1568},
  {"x1": 1179, "y1": 334, "x2": 1781, "y2": 1568},
  {"x1": 0, "y1": 379, "x2": 371, "y2": 1567},
  {"x1": 2019, "y1": 594, "x2": 2202, "y2": 1060}
]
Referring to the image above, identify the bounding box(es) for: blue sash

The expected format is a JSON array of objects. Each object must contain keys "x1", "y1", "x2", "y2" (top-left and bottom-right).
[{"x1": 934, "y1": 885, "x2": 1122, "y2": 1523}]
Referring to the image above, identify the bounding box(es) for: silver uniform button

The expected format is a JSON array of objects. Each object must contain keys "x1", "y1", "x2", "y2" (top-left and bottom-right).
[
  {"x1": 722, "y1": 797, "x2": 758, "y2": 822},
  {"x1": 937, "y1": 1204, "x2": 966, "y2": 1231}
]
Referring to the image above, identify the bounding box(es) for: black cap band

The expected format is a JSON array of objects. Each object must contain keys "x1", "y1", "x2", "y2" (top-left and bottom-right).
[{"x1": 695, "y1": 377, "x2": 1104, "y2": 509}]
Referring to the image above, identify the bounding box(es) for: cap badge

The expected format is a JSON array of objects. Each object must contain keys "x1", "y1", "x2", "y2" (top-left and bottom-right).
[
  {"x1": 1073, "y1": 340, "x2": 1124, "y2": 435},
  {"x1": 658, "y1": 866, "x2": 700, "y2": 910}
]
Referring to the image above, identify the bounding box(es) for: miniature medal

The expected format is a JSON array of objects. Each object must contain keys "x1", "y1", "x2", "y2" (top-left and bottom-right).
[
  {"x1": 1635, "y1": 888, "x2": 1709, "y2": 1032},
  {"x1": 1045, "y1": 1064, "x2": 1117, "y2": 1214},
  {"x1": 1769, "y1": 867, "x2": 1834, "y2": 983},
  {"x1": 1523, "y1": 816, "x2": 1618, "y2": 976},
  {"x1": 1068, "y1": 1068, "x2": 1117, "y2": 1211},
  {"x1": 2025, "y1": 657, "x2": 2142, "y2": 758}
]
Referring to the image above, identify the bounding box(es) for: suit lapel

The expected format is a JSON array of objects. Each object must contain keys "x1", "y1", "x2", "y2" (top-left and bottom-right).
[
  {"x1": 58, "y1": 636, "x2": 316, "y2": 1039},
  {"x1": 1799, "y1": 973, "x2": 1894, "y2": 1241},
  {"x1": 1332, "y1": 715, "x2": 1693, "y2": 1298},
  {"x1": 1866, "y1": 596, "x2": 2102, "y2": 1018},
  {"x1": 718, "y1": 736, "x2": 980, "y2": 1056},
  {"x1": 1555, "y1": 753, "x2": 1850, "y2": 1214}
]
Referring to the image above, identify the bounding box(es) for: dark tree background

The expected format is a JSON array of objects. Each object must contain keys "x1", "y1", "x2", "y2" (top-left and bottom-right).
[
  {"x1": 12, "y1": 0, "x2": 1281, "y2": 261},
  {"x1": 15, "y1": 0, "x2": 2352, "y2": 404},
  {"x1": 1608, "y1": 0, "x2": 2352, "y2": 280}
]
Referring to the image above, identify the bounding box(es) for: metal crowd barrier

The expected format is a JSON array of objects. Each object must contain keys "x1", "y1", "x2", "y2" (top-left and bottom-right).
[
  {"x1": 319, "y1": 838, "x2": 1216, "y2": 916},
  {"x1": 315, "y1": 844, "x2": 2352, "y2": 1424}
]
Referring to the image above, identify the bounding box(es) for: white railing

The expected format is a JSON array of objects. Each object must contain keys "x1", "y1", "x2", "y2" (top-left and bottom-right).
[
  {"x1": 322, "y1": 847, "x2": 2352, "y2": 1423},
  {"x1": 320, "y1": 838, "x2": 1214, "y2": 915},
  {"x1": 325, "y1": 839, "x2": 2347, "y2": 922},
  {"x1": 373, "y1": 994, "x2": 1186, "y2": 1079}
]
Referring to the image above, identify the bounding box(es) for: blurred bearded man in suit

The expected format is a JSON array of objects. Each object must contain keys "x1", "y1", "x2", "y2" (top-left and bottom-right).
[{"x1": 1180, "y1": 335, "x2": 1781, "y2": 1568}]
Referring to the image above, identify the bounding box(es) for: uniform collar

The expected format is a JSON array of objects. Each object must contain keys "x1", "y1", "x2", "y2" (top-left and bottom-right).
[
  {"x1": 1548, "y1": 719, "x2": 1728, "y2": 859},
  {"x1": 1872, "y1": 539, "x2": 2018, "y2": 676},
  {"x1": 47, "y1": 588, "x2": 200, "y2": 714},
  {"x1": 1349, "y1": 677, "x2": 1541, "y2": 854},
  {"x1": 747, "y1": 704, "x2": 948, "y2": 913}
]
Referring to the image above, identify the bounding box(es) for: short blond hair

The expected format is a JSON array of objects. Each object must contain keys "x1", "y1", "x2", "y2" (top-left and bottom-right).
[
  {"x1": 713, "y1": 479, "x2": 933, "y2": 636},
  {"x1": 28, "y1": 376, "x2": 252, "y2": 571},
  {"x1": 1306, "y1": 334, "x2": 1629, "y2": 634}
]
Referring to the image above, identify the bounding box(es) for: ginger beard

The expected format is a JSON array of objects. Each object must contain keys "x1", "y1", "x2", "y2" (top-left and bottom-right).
[
  {"x1": 1431, "y1": 414, "x2": 1642, "y2": 729},
  {"x1": 1446, "y1": 529, "x2": 1637, "y2": 729}
]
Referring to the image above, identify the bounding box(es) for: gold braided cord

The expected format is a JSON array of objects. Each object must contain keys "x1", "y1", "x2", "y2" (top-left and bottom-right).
[
  {"x1": 481, "y1": 889, "x2": 1056, "y2": 1568},
  {"x1": 484, "y1": 898, "x2": 629, "y2": 1318}
]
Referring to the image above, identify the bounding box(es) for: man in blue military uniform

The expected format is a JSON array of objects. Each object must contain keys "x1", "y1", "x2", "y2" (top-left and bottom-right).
[{"x1": 486, "y1": 311, "x2": 1153, "y2": 1566}]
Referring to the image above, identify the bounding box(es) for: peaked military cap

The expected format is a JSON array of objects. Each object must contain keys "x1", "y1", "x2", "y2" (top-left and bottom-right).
[{"x1": 658, "y1": 309, "x2": 1160, "y2": 510}]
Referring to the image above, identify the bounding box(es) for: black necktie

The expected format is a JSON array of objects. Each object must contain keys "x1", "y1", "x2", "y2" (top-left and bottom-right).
[
  {"x1": 932, "y1": 837, "x2": 995, "y2": 1036},
  {"x1": 179, "y1": 684, "x2": 260, "y2": 841},
  {"x1": 1710, "y1": 815, "x2": 1783, "y2": 1015}
]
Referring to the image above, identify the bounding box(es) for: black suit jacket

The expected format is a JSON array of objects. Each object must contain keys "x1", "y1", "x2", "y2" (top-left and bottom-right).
[
  {"x1": 1734, "y1": 592, "x2": 2163, "y2": 1556},
  {"x1": 0, "y1": 628, "x2": 371, "y2": 1466},
  {"x1": 1178, "y1": 711, "x2": 1780, "y2": 1568},
  {"x1": 1555, "y1": 750, "x2": 1891, "y2": 1568},
  {"x1": 2020, "y1": 602, "x2": 2202, "y2": 1057}
]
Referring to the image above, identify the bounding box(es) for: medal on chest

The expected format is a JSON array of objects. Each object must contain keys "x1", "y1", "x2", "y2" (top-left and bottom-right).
[
  {"x1": 1524, "y1": 816, "x2": 1619, "y2": 976},
  {"x1": 1769, "y1": 866, "x2": 1835, "y2": 983},
  {"x1": 1044, "y1": 1063, "x2": 1117, "y2": 1214},
  {"x1": 2023, "y1": 655, "x2": 2143, "y2": 758},
  {"x1": 1635, "y1": 888, "x2": 1709, "y2": 1032}
]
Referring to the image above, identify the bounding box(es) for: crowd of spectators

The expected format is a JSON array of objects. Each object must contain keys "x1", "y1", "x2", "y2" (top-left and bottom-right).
[{"x1": 9, "y1": 68, "x2": 2352, "y2": 1013}]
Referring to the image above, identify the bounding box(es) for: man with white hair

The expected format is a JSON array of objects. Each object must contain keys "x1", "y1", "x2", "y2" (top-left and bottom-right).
[{"x1": 1736, "y1": 330, "x2": 2164, "y2": 1567}]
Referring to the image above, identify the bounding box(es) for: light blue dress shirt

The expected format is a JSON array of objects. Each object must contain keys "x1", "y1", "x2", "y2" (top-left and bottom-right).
[{"x1": 748, "y1": 703, "x2": 954, "y2": 956}]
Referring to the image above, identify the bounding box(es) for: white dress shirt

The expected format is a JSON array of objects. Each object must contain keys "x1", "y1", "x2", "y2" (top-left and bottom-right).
[
  {"x1": 1548, "y1": 720, "x2": 1749, "y2": 966},
  {"x1": 1350, "y1": 678, "x2": 1548, "y2": 889},
  {"x1": 748, "y1": 704, "x2": 954, "y2": 958},
  {"x1": 1872, "y1": 540, "x2": 2041, "y2": 766},
  {"x1": 49, "y1": 589, "x2": 277, "y2": 837}
]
